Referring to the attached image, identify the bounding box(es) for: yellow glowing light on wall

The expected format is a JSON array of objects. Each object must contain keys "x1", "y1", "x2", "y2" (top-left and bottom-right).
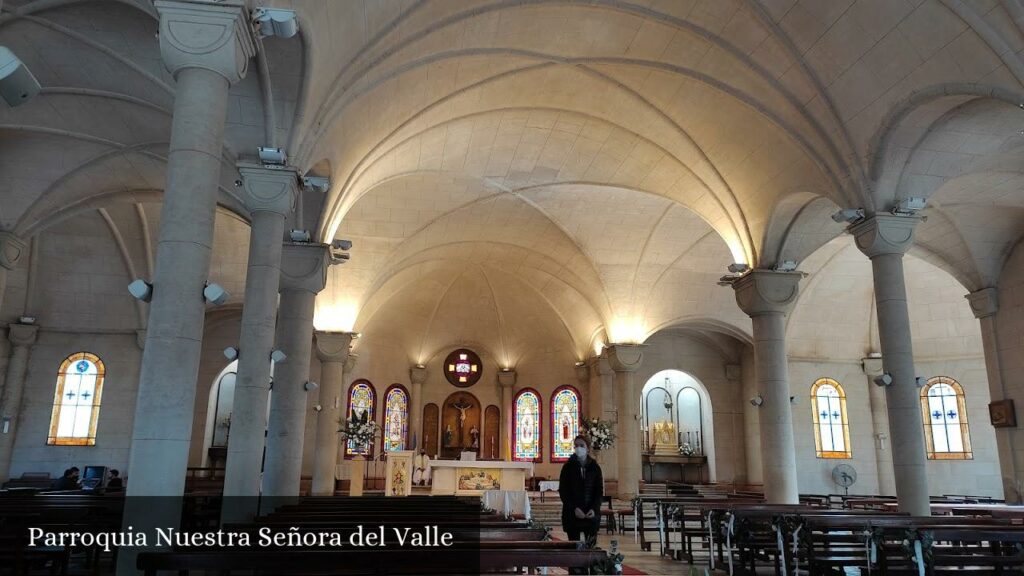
[
  {"x1": 609, "y1": 318, "x2": 646, "y2": 344},
  {"x1": 593, "y1": 340, "x2": 604, "y2": 357},
  {"x1": 314, "y1": 301, "x2": 359, "y2": 332}
]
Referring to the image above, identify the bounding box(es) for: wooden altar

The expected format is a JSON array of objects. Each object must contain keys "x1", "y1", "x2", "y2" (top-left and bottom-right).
[{"x1": 642, "y1": 454, "x2": 707, "y2": 484}]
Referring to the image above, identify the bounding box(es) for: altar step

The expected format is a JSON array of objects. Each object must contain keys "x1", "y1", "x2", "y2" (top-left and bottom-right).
[{"x1": 529, "y1": 498, "x2": 564, "y2": 526}]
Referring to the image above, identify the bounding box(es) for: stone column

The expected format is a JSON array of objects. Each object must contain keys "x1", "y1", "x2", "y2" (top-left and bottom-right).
[
  {"x1": 0, "y1": 323, "x2": 38, "y2": 481},
  {"x1": 262, "y1": 243, "x2": 330, "y2": 497},
  {"x1": 498, "y1": 369, "x2": 516, "y2": 460},
  {"x1": 222, "y1": 166, "x2": 297, "y2": 509},
  {"x1": 589, "y1": 353, "x2": 618, "y2": 477},
  {"x1": 311, "y1": 332, "x2": 355, "y2": 495},
  {"x1": 125, "y1": 0, "x2": 254, "y2": 499},
  {"x1": 732, "y1": 270, "x2": 802, "y2": 504},
  {"x1": 409, "y1": 365, "x2": 427, "y2": 450},
  {"x1": 967, "y1": 288, "x2": 1018, "y2": 502},
  {"x1": 863, "y1": 356, "x2": 897, "y2": 495},
  {"x1": 574, "y1": 362, "x2": 590, "y2": 417},
  {"x1": 606, "y1": 343, "x2": 645, "y2": 499},
  {"x1": 0, "y1": 232, "x2": 27, "y2": 312},
  {"x1": 851, "y1": 214, "x2": 929, "y2": 515}
]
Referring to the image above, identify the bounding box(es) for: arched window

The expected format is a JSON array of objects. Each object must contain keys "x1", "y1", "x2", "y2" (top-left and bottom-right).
[
  {"x1": 921, "y1": 377, "x2": 972, "y2": 460},
  {"x1": 47, "y1": 352, "x2": 105, "y2": 446},
  {"x1": 382, "y1": 384, "x2": 409, "y2": 452},
  {"x1": 513, "y1": 389, "x2": 541, "y2": 462},
  {"x1": 810, "y1": 378, "x2": 851, "y2": 459},
  {"x1": 345, "y1": 380, "x2": 376, "y2": 458},
  {"x1": 551, "y1": 386, "x2": 580, "y2": 462}
]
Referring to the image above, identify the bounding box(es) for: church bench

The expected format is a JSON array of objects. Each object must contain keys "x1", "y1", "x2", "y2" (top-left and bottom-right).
[{"x1": 136, "y1": 547, "x2": 612, "y2": 575}]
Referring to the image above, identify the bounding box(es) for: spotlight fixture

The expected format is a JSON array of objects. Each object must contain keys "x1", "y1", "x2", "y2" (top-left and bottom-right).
[
  {"x1": 727, "y1": 263, "x2": 749, "y2": 274},
  {"x1": 252, "y1": 7, "x2": 298, "y2": 38},
  {"x1": 302, "y1": 176, "x2": 330, "y2": 192},
  {"x1": 873, "y1": 372, "x2": 893, "y2": 387},
  {"x1": 270, "y1": 349, "x2": 287, "y2": 363},
  {"x1": 223, "y1": 346, "x2": 239, "y2": 361},
  {"x1": 203, "y1": 283, "x2": 230, "y2": 306},
  {"x1": 304, "y1": 381, "x2": 319, "y2": 391},
  {"x1": 915, "y1": 377, "x2": 927, "y2": 388},
  {"x1": 257, "y1": 146, "x2": 287, "y2": 166},
  {"x1": 289, "y1": 229, "x2": 311, "y2": 243},
  {"x1": 329, "y1": 239, "x2": 353, "y2": 265},
  {"x1": 17, "y1": 316, "x2": 35, "y2": 325},
  {"x1": 892, "y1": 197, "x2": 927, "y2": 216},
  {"x1": 749, "y1": 395, "x2": 764, "y2": 407},
  {"x1": 0, "y1": 46, "x2": 41, "y2": 107},
  {"x1": 331, "y1": 239, "x2": 352, "y2": 251},
  {"x1": 774, "y1": 260, "x2": 798, "y2": 272},
  {"x1": 831, "y1": 208, "x2": 865, "y2": 223},
  {"x1": 128, "y1": 279, "x2": 153, "y2": 302},
  {"x1": 790, "y1": 395, "x2": 799, "y2": 404},
  {"x1": 313, "y1": 404, "x2": 322, "y2": 412}
]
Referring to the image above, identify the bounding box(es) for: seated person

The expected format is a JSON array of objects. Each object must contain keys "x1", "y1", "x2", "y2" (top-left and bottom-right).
[
  {"x1": 106, "y1": 469, "x2": 123, "y2": 490},
  {"x1": 412, "y1": 449, "x2": 431, "y2": 485},
  {"x1": 51, "y1": 467, "x2": 80, "y2": 490}
]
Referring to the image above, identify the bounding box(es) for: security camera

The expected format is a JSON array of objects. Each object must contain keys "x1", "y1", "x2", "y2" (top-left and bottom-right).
[
  {"x1": 873, "y1": 372, "x2": 893, "y2": 387},
  {"x1": 128, "y1": 279, "x2": 153, "y2": 302},
  {"x1": 303, "y1": 176, "x2": 330, "y2": 192},
  {"x1": 253, "y1": 7, "x2": 298, "y2": 38},
  {"x1": 893, "y1": 197, "x2": 927, "y2": 215},
  {"x1": 270, "y1": 349, "x2": 287, "y2": 363},
  {"x1": 257, "y1": 146, "x2": 287, "y2": 166},
  {"x1": 313, "y1": 404, "x2": 322, "y2": 412},
  {"x1": 831, "y1": 208, "x2": 865, "y2": 223},
  {"x1": 749, "y1": 395, "x2": 764, "y2": 407},
  {"x1": 789, "y1": 395, "x2": 799, "y2": 404},
  {"x1": 915, "y1": 377, "x2": 927, "y2": 388},
  {"x1": 223, "y1": 347, "x2": 239, "y2": 361},
  {"x1": 289, "y1": 229, "x2": 311, "y2": 243},
  {"x1": 332, "y1": 239, "x2": 353, "y2": 251},
  {"x1": 203, "y1": 283, "x2": 229, "y2": 306},
  {"x1": 304, "y1": 381, "x2": 319, "y2": 391},
  {"x1": 727, "y1": 263, "x2": 749, "y2": 274},
  {"x1": 0, "y1": 46, "x2": 41, "y2": 107}
]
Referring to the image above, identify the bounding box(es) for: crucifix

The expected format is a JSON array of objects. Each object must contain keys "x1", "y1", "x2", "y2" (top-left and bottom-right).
[{"x1": 450, "y1": 398, "x2": 472, "y2": 446}]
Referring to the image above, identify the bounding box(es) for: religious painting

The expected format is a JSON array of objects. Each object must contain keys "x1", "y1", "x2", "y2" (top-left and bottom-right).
[
  {"x1": 550, "y1": 386, "x2": 580, "y2": 462},
  {"x1": 441, "y1": 391, "x2": 481, "y2": 457},
  {"x1": 513, "y1": 388, "x2": 542, "y2": 462},
  {"x1": 443, "y1": 348, "x2": 482, "y2": 387},
  {"x1": 483, "y1": 405, "x2": 500, "y2": 460},
  {"x1": 383, "y1": 384, "x2": 409, "y2": 452},
  {"x1": 989, "y1": 399, "x2": 1016, "y2": 428},
  {"x1": 422, "y1": 403, "x2": 439, "y2": 457},
  {"x1": 457, "y1": 468, "x2": 501, "y2": 491}
]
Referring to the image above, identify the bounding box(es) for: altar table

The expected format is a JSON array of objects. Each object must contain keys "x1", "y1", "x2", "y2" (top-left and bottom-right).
[
  {"x1": 429, "y1": 460, "x2": 533, "y2": 496},
  {"x1": 482, "y1": 490, "x2": 532, "y2": 519}
]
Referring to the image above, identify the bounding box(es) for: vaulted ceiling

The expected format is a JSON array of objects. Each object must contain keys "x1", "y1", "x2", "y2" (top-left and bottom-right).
[{"x1": 1, "y1": 0, "x2": 1021, "y2": 361}]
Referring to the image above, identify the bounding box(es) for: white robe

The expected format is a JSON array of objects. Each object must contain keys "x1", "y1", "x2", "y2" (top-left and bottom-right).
[{"x1": 412, "y1": 454, "x2": 432, "y2": 484}]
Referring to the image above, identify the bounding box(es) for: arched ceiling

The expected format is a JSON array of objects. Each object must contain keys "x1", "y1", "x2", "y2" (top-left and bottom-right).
[{"x1": 2, "y1": 0, "x2": 1024, "y2": 356}]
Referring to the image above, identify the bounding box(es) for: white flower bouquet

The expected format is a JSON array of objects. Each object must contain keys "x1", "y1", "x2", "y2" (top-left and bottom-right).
[
  {"x1": 581, "y1": 417, "x2": 617, "y2": 451},
  {"x1": 338, "y1": 410, "x2": 380, "y2": 449},
  {"x1": 679, "y1": 442, "x2": 695, "y2": 456}
]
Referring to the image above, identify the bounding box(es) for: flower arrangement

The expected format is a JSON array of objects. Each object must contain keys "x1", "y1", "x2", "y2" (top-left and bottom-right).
[
  {"x1": 338, "y1": 410, "x2": 380, "y2": 451},
  {"x1": 581, "y1": 418, "x2": 617, "y2": 451},
  {"x1": 679, "y1": 442, "x2": 695, "y2": 456}
]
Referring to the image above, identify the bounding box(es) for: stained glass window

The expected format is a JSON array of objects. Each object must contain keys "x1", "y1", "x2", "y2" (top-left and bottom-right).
[
  {"x1": 47, "y1": 352, "x2": 105, "y2": 446},
  {"x1": 810, "y1": 378, "x2": 851, "y2": 458},
  {"x1": 345, "y1": 380, "x2": 376, "y2": 457},
  {"x1": 551, "y1": 386, "x2": 580, "y2": 462},
  {"x1": 921, "y1": 377, "x2": 972, "y2": 460},
  {"x1": 382, "y1": 384, "x2": 409, "y2": 452},
  {"x1": 513, "y1": 389, "x2": 541, "y2": 462}
]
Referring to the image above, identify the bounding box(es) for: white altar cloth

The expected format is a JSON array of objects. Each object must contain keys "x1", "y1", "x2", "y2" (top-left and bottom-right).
[
  {"x1": 538, "y1": 480, "x2": 560, "y2": 493},
  {"x1": 483, "y1": 490, "x2": 531, "y2": 519},
  {"x1": 429, "y1": 460, "x2": 533, "y2": 495}
]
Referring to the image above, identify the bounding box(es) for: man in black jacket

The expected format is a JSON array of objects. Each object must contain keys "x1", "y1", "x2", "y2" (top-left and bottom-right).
[{"x1": 558, "y1": 435, "x2": 603, "y2": 545}]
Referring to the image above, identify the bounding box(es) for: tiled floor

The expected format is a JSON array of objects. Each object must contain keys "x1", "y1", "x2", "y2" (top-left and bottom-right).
[{"x1": 549, "y1": 526, "x2": 692, "y2": 576}]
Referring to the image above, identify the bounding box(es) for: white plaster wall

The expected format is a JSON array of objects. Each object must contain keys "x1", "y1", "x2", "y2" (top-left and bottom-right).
[{"x1": 9, "y1": 332, "x2": 139, "y2": 479}]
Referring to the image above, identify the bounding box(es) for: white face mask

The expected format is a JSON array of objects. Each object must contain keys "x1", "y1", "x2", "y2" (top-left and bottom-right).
[{"x1": 575, "y1": 446, "x2": 588, "y2": 459}]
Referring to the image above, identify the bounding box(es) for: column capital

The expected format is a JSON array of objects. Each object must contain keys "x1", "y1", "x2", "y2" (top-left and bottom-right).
[
  {"x1": 966, "y1": 287, "x2": 999, "y2": 319},
  {"x1": 606, "y1": 343, "x2": 646, "y2": 373},
  {"x1": 7, "y1": 323, "x2": 38, "y2": 347},
  {"x1": 850, "y1": 214, "x2": 921, "y2": 258},
  {"x1": 237, "y1": 164, "x2": 299, "y2": 217},
  {"x1": 0, "y1": 231, "x2": 27, "y2": 270},
  {"x1": 497, "y1": 369, "x2": 517, "y2": 388},
  {"x1": 314, "y1": 331, "x2": 356, "y2": 364},
  {"x1": 155, "y1": 0, "x2": 256, "y2": 84},
  {"x1": 410, "y1": 365, "x2": 428, "y2": 385},
  {"x1": 280, "y1": 243, "x2": 330, "y2": 293},
  {"x1": 588, "y1": 353, "x2": 613, "y2": 376},
  {"x1": 574, "y1": 362, "x2": 590, "y2": 383},
  {"x1": 862, "y1": 356, "x2": 885, "y2": 378},
  {"x1": 732, "y1": 269, "x2": 802, "y2": 317}
]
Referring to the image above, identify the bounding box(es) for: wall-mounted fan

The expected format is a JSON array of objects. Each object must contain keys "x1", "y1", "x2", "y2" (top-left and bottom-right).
[{"x1": 832, "y1": 464, "x2": 857, "y2": 496}]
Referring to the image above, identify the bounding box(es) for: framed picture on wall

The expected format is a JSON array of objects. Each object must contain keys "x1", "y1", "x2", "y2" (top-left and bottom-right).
[{"x1": 989, "y1": 399, "x2": 1016, "y2": 428}]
